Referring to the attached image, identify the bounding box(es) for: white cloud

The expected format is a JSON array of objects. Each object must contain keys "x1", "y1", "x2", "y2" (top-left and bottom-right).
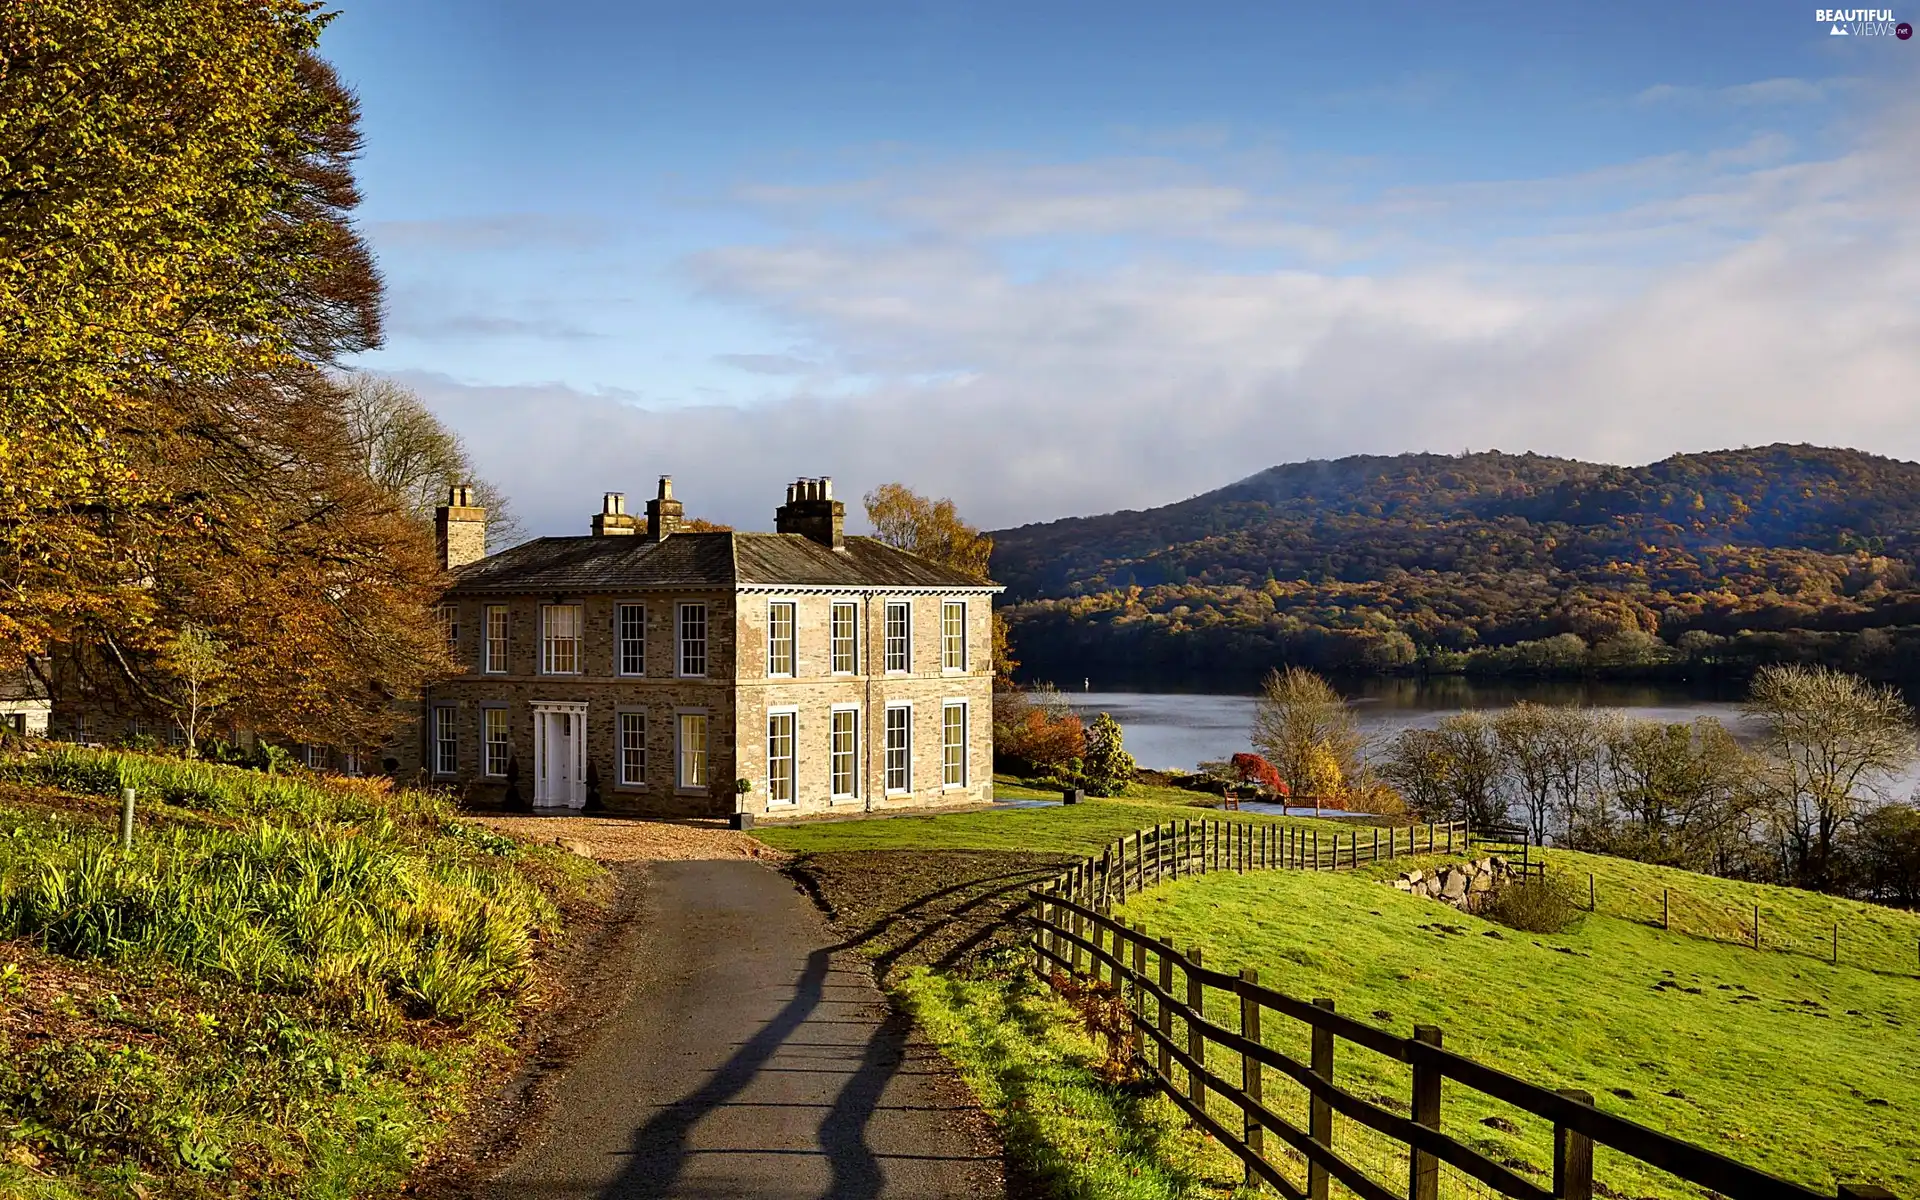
[
  {"x1": 1635, "y1": 77, "x2": 1832, "y2": 107},
  {"x1": 398, "y1": 99, "x2": 1920, "y2": 540}
]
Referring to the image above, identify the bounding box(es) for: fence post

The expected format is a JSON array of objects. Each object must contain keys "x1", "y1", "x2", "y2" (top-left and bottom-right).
[
  {"x1": 1308, "y1": 998, "x2": 1336, "y2": 1200},
  {"x1": 1131, "y1": 923, "x2": 1148, "y2": 1018},
  {"x1": 1239, "y1": 968, "x2": 1264, "y2": 1188},
  {"x1": 1589, "y1": 873, "x2": 1595, "y2": 912},
  {"x1": 1553, "y1": 1088, "x2": 1594, "y2": 1200},
  {"x1": 1108, "y1": 917, "x2": 1126, "y2": 991},
  {"x1": 1312, "y1": 830, "x2": 1319, "y2": 870},
  {"x1": 1072, "y1": 904, "x2": 1086, "y2": 976},
  {"x1": 1446, "y1": 823, "x2": 1454, "y2": 854},
  {"x1": 1118, "y1": 840, "x2": 1127, "y2": 905},
  {"x1": 1373, "y1": 827, "x2": 1380, "y2": 863},
  {"x1": 119, "y1": 786, "x2": 136, "y2": 852},
  {"x1": 1409, "y1": 1024, "x2": 1443, "y2": 1200},
  {"x1": 1101, "y1": 850, "x2": 1113, "y2": 910},
  {"x1": 1186, "y1": 947, "x2": 1207, "y2": 1116},
  {"x1": 1135, "y1": 830, "x2": 1145, "y2": 892},
  {"x1": 1157, "y1": 937, "x2": 1174, "y2": 1080}
]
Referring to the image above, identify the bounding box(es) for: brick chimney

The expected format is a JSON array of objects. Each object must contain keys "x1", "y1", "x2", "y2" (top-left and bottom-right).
[
  {"x1": 592, "y1": 492, "x2": 639, "y2": 536},
  {"x1": 435, "y1": 484, "x2": 487, "y2": 569},
  {"x1": 776, "y1": 476, "x2": 845, "y2": 550},
  {"x1": 645, "y1": 475, "x2": 683, "y2": 541}
]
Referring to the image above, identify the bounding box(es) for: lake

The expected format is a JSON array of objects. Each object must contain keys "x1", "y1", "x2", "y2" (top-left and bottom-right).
[{"x1": 1062, "y1": 678, "x2": 1920, "y2": 797}]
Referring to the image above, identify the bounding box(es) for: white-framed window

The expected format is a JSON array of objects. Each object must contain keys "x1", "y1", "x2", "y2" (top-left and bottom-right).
[
  {"x1": 484, "y1": 605, "x2": 510, "y2": 673},
  {"x1": 830, "y1": 602, "x2": 858, "y2": 674},
  {"x1": 438, "y1": 604, "x2": 460, "y2": 656},
  {"x1": 679, "y1": 603, "x2": 708, "y2": 677},
  {"x1": 483, "y1": 707, "x2": 509, "y2": 776},
  {"x1": 767, "y1": 601, "x2": 795, "y2": 677},
  {"x1": 884, "y1": 704, "x2": 911, "y2": 793},
  {"x1": 304, "y1": 743, "x2": 326, "y2": 770},
  {"x1": 342, "y1": 749, "x2": 362, "y2": 777},
  {"x1": 433, "y1": 705, "x2": 458, "y2": 776},
  {"x1": 766, "y1": 709, "x2": 796, "y2": 805},
  {"x1": 619, "y1": 710, "x2": 646, "y2": 786},
  {"x1": 884, "y1": 601, "x2": 911, "y2": 673},
  {"x1": 677, "y1": 710, "x2": 708, "y2": 789},
  {"x1": 543, "y1": 604, "x2": 583, "y2": 674},
  {"x1": 941, "y1": 600, "x2": 967, "y2": 671},
  {"x1": 942, "y1": 701, "x2": 967, "y2": 788},
  {"x1": 830, "y1": 707, "x2": 860, "y2": 800},
  {"x1": 617, "y1": 603, "x2": 646, "y2": 676}
]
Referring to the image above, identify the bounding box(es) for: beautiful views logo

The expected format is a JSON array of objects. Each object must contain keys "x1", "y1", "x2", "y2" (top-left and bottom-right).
[{"x1": 1815, "y1": 7, "x2": 1909, "y2": 35}]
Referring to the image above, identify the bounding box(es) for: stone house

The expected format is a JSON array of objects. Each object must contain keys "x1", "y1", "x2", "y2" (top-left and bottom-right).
[{"x1": 410, "y1": 476, "x2": 1002, "y2": 819}]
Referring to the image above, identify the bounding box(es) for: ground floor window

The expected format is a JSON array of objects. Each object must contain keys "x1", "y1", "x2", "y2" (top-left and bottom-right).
[
  {"x1": 433, "y1": 705, "x2": 458, "y2": 775},
  {"x1": 884, "y1": 705, "x2": 911, "y2": 792},
  {"x1": 830, "y1": 708, "x2": 859, "y2": 799},
  {"x1": 677, "y1": 712, "x2": 708, "y2": 789},
  {"x1": 767, "y1": 710, "x2": 795, "y2": 804},
  {"x1": 619, "y1": 711, "x2": 646, "y2": 786},
  {"x1": 942, "y1": 702, "x2": 967, "y2": 788},
  {"x1": 484, "y1": 708, "x2": 509, "y2": 777}
]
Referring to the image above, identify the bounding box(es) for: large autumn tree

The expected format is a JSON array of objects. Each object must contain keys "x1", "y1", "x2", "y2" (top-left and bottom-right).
[
  {"x1": 864, "y1": 483, "x2": 1017, "y2": 686},
  {"x1": 0, "y1": 1, "x2": 453, "y2": 748}
]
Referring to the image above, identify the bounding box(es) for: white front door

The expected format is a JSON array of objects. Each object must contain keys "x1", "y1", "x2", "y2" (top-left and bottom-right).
[{"x1": 532, "y1": 703, "x2": 587, "y2": 809}]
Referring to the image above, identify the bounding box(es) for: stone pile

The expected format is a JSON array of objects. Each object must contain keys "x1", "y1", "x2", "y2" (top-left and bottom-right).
[{"x1": 1390, "y1": 856, "x2": 1511, "y2": 910}]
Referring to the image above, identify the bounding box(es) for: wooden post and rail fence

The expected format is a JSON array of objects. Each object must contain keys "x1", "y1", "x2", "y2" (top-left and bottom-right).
[{"x1": 1024, "y1": 816, "x2": 1897, "y2": 1200}]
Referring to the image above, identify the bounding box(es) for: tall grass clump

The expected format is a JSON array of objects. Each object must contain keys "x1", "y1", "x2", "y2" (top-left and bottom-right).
[
  {"x1": 0, "y1": 745, "x2": 444, "y2": 825},
  {"x1": 0, "y1": 750, "x2": 572, "y2": 1024}
]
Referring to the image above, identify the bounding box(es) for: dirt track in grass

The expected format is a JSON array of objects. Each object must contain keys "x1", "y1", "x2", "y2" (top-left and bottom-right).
[{"x1": 784, "y1": 849, "x2": 1078, "y2": 984}]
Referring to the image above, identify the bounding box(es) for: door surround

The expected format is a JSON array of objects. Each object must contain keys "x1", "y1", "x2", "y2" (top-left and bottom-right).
[{"x1": 531, "y1": 700, "x2": 588, "y2": 810}]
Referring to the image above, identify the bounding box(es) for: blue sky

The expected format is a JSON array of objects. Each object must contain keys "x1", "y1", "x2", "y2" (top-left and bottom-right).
[{"x1": 326, "y1": 2, "x2": 1920, "y2": 535}]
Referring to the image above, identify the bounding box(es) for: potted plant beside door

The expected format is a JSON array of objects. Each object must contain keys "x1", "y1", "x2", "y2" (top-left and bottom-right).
[{"x1": 730, "y1": 777, "x2": 754, "y2": 830}]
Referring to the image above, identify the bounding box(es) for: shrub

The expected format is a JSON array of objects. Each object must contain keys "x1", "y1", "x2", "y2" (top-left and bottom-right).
[
  {"x1": 1229, "y1": 753, "x2": 1285, "y2": 794},
  {"x1": 1081, "y1": 713, "x2": 1136, "y2": 797},
  {"x1": 1480, "y1": 877, "x2": 1585, "y2": 934}
]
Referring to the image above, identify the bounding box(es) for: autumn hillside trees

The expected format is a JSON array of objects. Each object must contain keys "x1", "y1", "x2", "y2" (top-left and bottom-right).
[{"x1": 0, "y1": 2, "x2": 469, "y2": 750}]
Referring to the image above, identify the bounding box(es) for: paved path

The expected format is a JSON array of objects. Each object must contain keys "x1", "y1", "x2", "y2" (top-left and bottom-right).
[{"x1": 481, "y1": 859, "x2": 1003, "y2": 1200}]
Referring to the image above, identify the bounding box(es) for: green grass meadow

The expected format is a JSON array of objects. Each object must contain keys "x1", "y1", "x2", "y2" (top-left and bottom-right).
[
  {"x1": 767, "y1": 783, "x2": 1920, "y2": 1199},
  {"x1": 1116, "y1": 858, "x2": 1920, "y2": 1197}
]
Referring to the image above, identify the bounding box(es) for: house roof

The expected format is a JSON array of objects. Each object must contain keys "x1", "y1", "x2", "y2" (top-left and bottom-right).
[{"x1": 448, "y1": 532, "x2": 1000, "y2": 594}]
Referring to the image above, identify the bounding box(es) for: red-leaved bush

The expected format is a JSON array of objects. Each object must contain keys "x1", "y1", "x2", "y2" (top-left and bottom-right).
[{"x1": 1230, "y1": 753, "x2": 1287, "y2": 794}]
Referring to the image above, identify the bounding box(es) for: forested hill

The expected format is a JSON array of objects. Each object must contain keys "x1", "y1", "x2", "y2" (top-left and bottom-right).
[{"x1": 991, "y1": 446, "x2": 1920, "y2": 685}]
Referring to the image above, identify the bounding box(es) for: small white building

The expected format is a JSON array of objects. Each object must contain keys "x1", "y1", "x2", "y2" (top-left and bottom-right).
[{"x1": 1, "y1": 669, "x2": 50, "y2": 737}]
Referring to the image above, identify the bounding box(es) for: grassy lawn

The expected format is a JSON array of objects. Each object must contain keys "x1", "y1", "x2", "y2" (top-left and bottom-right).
[
  {"x1": 0, "y1": 747, "x2": 606, "y2": 1199},
  {"x1": 1115, "y1": 859, "x2": 1920, "y2": 1198},
  {"x1": 754, "y1": 774, "x2": 1359, "y2": 857},
  {"x1": 894, "y1": 965, "x2": 1250, "y2": 1200}
]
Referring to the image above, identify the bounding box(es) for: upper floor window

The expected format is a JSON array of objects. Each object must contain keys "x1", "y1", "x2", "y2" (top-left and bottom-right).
[
  {"x1": 484, "y1": 605, "x2": 509, "y2": 673},
  {"x1": 438, "y1": 604, "x2": 460, "y2": 656},
  {"x1": 768, "y1": 602, "x2": 795, "y2": 676},
  {"x1": 830, "y1": 602, "x2": 858, "y2": 674},
  {"x1": 941, "y1": 601, "x2": 967, "y2": 671},
  {"x1": 617, "y1": 603, "x2": 646, "y2": 675},
  {"x1": 543, "y1": 604, "x2": 582, "y2": 674},
  {"x1": 884, "y1": 601, "x2": 910, "y2": 673},
  {"x1": 679, "y1": 603, "x2": 708, "y2": 677}
]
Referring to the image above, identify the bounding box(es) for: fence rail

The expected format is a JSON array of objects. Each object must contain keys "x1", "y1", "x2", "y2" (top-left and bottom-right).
[{"x1": 1024, "y1": 817, "x2": 1894, "y2": 1200}]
